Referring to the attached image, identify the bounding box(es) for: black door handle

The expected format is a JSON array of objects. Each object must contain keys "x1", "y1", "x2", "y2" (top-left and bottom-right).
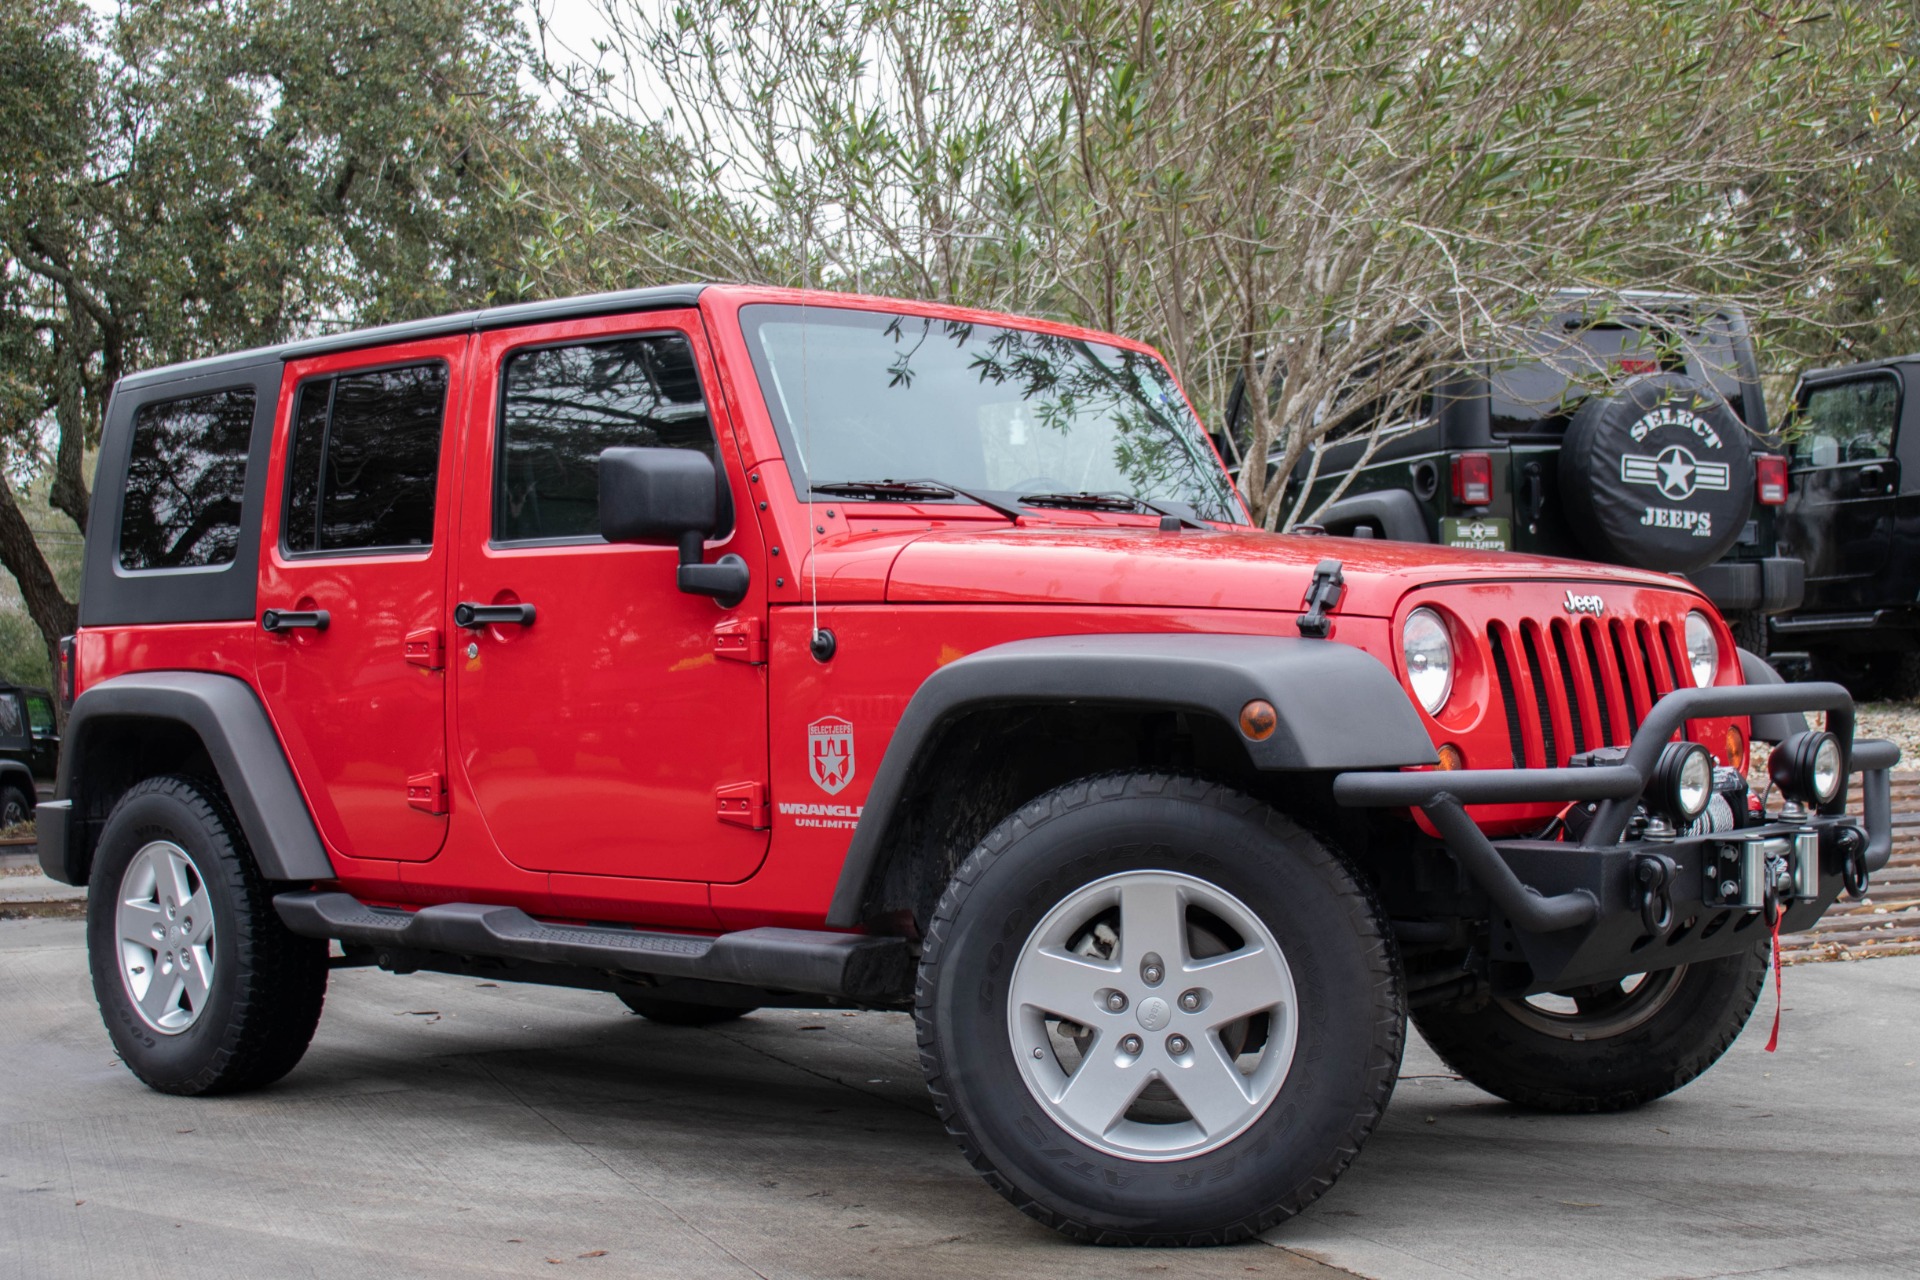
[
  {"x1": 261, "y1": 609, "x2": 330, "y2": 632},
  {"x1": 454, "y1": 602, "x2": 536, "y2": 629},
  {"x1": 1858, "y1": 463, "x2": 1889, "y2": 495}
]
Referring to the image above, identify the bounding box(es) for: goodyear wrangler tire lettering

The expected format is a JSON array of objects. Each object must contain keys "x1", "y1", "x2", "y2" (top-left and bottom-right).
[
  {"x1": 914, "y1": 771, "x2": 1405, "y2": 1245},
  {"x1": 1558, "y1": 372, "x2": 1754, "y2": 573}
]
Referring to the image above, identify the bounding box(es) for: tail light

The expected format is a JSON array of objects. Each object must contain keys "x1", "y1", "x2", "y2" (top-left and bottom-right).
[
  {"x1": 1755, "y1": 454, "x2": 1787, "y2": 505},
  {"x1": 1451, "y1": 452, "x2": 1493, "y2": 506},
  {"x1": 57, "y1": 635, "x2": 75, "y2": 710}
]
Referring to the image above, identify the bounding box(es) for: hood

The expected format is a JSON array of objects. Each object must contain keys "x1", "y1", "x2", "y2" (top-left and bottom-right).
[{"x1": 803, "y1": 524, "x2": 1702, "y2": 616}]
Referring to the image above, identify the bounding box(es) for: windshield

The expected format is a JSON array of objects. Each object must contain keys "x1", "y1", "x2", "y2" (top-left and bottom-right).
[{"x1": 739, "y1": 304, "x2": 1243, "y2": 523}]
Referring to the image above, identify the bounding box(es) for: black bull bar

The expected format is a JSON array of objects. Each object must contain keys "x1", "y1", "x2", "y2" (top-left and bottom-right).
[{"x1": 1331, "y1": 682, "x2": 1901, "y2": 994}]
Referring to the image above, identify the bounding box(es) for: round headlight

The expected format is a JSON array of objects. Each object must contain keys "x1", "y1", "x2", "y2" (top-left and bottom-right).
[
  {"x1": 1652, "y1": 741, "x2": 1715, "y2": 821},
  {"x1": 1768, "y1": 730, "x2": 1846, "y2": 807},
  {"x1": 1812, "y1": 734, "x2": 1843, "y2": 804},
  {"x1": 1684, "y1": 611, "x2": 1718, "y2": 688},
  {"x1": 1402, "y1": 608, "x2": 1454, "y2": 715}
]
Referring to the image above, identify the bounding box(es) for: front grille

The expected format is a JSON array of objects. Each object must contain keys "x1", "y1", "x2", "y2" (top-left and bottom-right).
[{"x1": 1487, "y1": 615, "x2": 1691, "y2": 767}]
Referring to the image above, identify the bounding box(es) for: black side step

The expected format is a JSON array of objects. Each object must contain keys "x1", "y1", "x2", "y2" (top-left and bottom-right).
[{"x1": 273, "y1": 891, "x2": 912, "y2": 1004}]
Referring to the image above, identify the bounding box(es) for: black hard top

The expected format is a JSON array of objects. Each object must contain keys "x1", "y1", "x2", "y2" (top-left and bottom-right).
[
  {"x1": 115, "y1": 283, "x2": 709, "y2": 393},
  {"x1": 1800, "y1": 352, "x2": 1920, "y2": 383}
]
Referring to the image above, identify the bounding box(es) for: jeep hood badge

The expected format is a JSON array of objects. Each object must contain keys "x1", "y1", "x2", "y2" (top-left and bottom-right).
[{"x1": 1564, "y1": 590, "x2": 1605, "y2": 615}]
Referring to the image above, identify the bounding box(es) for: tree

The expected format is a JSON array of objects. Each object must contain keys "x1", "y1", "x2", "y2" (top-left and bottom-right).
[
  {"x1": 0, "y1": 0, "x2": 563, "y2": 676},
  {"x1": 568, "y1": 0, "x2": 1913, "y2": 527}
]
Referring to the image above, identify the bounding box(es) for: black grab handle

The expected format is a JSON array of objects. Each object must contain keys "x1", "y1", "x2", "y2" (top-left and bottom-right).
[
  {"x1": 261, "y1": 609, "x2": 330, "y2": 633},
  {"x1": 454, "y1": 602, "x2": 536, "y2": 629}
]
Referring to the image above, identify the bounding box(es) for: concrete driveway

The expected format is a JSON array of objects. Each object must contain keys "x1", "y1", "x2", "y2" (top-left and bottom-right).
[{"x1": 4, "y1": 915, "x2": 1917, "y2": 1279}]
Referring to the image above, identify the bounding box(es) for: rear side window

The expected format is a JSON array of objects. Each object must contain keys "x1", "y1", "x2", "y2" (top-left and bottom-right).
[
  {"x1": 1793, "y1": 376, "x2": 1899, "y2": 467},
  {"x1": 494, "y1": 335, "x2": 721, "y2": 542},
  {"x1": 0, "y1": 695, "x2": 22, "y2": 739},
  {"x1": 285, "y1": 363, "x2": 447, "y2": 553},
  {"x1": 118, "y1": 387, "x2": 256, "y2": 570}
]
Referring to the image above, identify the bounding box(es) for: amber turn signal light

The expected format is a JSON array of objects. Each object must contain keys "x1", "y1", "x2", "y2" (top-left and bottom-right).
[
  {"x1": 1435, "y1": 743, "x2": 1466, "y2": 771},
  {"x1": 1239, "y1": 700, "x2": 1277, "y2": 741}
]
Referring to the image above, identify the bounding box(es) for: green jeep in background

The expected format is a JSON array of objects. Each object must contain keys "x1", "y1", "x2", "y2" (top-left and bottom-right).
[{"x1": 1231, "y1": 293, "x2": 1803, "y2": 646}]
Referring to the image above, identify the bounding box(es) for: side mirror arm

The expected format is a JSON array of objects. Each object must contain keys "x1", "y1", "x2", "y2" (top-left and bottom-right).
[{"x1": 675, "y1": 529, "x2": 750, "y2": 608}]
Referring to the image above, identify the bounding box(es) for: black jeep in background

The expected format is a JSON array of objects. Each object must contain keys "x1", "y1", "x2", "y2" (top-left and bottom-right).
[
  {"x1": 1232, "y1": 293, "x2": 1804, "y2": 645},
  {"x1": 1769, "y1": 354, "x2": 1920, "y2": 699},
  {"x1": 0, "y1": 681, "x2": 56, "y2": 826}
]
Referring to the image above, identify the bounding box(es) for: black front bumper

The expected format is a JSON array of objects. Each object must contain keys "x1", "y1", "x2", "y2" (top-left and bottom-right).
[{"x1": 1332, "y1": 681, "x2": 1900, "y2": 995}]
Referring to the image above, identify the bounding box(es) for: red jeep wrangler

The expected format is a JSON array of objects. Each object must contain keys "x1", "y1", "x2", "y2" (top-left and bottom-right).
[{"x1": 43, "y1": 285, "x2": 1899, "y2": 1245}]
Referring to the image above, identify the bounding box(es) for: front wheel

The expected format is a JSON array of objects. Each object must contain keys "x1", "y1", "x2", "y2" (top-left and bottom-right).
[
  {"x1": 86, "y1": 775, "x2": 328, "y2": 1095},
  {"x1": 1411, "y1": 943, "x2": 1768, "y2": 1113},
  {"x1": 917, "y1": 773, "x2": 1405, "y2": 1246}
]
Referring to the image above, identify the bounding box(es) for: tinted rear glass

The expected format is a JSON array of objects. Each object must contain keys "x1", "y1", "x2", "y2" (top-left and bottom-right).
[
  {"x1": 285, "y1": 363, "x2": 447, "y2": 553},
  {"x1": 1489, "y1": 318, "x2": 1745, "y2": 435},
  {"x1": 118, "y1": 387, "x2": 256, "y2": 570}
]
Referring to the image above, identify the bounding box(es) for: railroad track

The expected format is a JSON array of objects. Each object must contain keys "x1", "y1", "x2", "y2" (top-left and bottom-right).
[{"x1": 1781, "y1": 771, "x2": 1920, "y2": 964}]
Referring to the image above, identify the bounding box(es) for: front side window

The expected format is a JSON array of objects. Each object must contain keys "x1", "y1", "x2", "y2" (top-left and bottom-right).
[
  {"x1": 285, "y1": 363, "x2": 447, "y2": 553},
  {"x1": 495, "y1": 334, "x2": 719, "y2": 543},
  {"x1": 740, "y1": 305, "x2": 1242, "y2": 523},
  {"x1": 23, "y1": 694, "x2": 52, "y2": 737},
  {"x1": 1792, "y1": 376, "x2": 1899, "y2": 467},
  {"x1": 118, "y1": 387, "x2": 256, "y2": 570}
]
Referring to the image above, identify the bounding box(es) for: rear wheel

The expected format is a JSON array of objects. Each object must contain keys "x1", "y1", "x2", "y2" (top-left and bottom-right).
[
  {"x1": 616, "y1": 992, "x2": 758, "y2": 1025},
  {"x1": 1412, "y1": 943, "x2": 1768, "y2": 1113},
  {"x1": 0, "y1": 782, "x2": 31, "y2": 828},
  {"x1": 86, "y1": 775, "x2": 328, "y2": 1095},
  {"x1": 917, "y1": 772, "x2": 1404, "y2": 1245}
]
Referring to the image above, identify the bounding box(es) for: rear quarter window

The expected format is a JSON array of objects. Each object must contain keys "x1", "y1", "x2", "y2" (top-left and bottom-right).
[{"x1": 117, "y1": 387, "x2": 256, "y2": 570}]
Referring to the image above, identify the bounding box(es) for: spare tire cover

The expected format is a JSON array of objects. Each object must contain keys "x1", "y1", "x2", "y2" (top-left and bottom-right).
[{"x1": 1558, "y1": 374, "x2": 1754, "y2": 573}]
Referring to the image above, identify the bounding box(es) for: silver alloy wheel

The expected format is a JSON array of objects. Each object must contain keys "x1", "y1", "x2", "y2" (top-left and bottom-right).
[
  {"x1": 1498, "y1": 966, "x2": 1689, "y2": 1041},
  {"x1": 1006, "y1": 869, "x2": 1299, "y2": 1161},
  {"x1": 116, "y1": 840, "x2": 216, "y2": 1035}
]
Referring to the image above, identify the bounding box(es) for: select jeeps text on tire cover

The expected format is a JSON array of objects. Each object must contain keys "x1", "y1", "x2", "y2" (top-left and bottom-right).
[
  {"x1": 42, "y1": 285, "x2": 1900, "y2": 1246},
  {"x1": 1236, "y1": 292, "x2": 1805, "y2": 643},
  {"x1": 1767, "y1": 353, "x2": 1920, "y2": 699}
]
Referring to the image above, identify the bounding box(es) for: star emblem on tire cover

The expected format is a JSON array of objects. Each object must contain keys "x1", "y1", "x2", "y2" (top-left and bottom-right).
[{"x1": 1619, "y1": 444, "x2": 1730, "y2": 502}]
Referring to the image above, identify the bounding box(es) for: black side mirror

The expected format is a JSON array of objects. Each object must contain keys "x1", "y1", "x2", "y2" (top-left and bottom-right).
[{"x1": 599, "y1": 447, "x2": 750, "y2": 607}]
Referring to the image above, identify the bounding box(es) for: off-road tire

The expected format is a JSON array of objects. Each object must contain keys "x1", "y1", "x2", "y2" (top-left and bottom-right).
[
  {"x1": 916, "y1": 772, "x2": 1405, "y2": 1246},
  {"x1": 1412, "y1": 942, "x2": 1768, "y2": 1113},
  {"x1": 87, "y1": 775, "x2": 328, "y2": 1095},
  {"x1": 0, "y1": 782, "x2": 32, "y2": 828},
  {"x1": 616, "y1": 993, "x2": 758, "y2": 1025}
]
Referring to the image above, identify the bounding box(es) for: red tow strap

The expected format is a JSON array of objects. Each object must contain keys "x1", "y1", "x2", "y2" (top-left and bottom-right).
[{"x1": 1764, "y1": 902, "x2": 1784, "y2": 1054}]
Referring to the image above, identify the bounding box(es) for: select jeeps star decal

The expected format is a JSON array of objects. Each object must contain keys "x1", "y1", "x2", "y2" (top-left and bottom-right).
[
  {"x1": 1620, "y1": 444, "x2": 1731, "y2": 502},
  {"x1": 1563, "y1": 590, "x2": 1605, "y2": 615},
  {"x1": 807, "y1": 716, "x2": 856, "y2": 795}
]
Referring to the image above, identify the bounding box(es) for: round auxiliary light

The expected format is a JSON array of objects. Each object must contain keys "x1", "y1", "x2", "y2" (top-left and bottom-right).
[
  {"x1": 1769, "y1": 730, "x2": 1844, "y2": 807},
  {"x1": 1402, "y1": 607, "x2": 1454, "y2": 716},
  {"x1": 1652, "y1": 741, "x2": 1715, "y2": 822},
  {"x1": 1239, "y1": 699, "x2": 1278, "y2": 741},
  {"x1": 1684, "y1": 611, "x2": 1719, "y2": 688}
]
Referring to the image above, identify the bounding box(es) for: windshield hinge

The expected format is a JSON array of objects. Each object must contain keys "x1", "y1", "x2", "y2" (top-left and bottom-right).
[
  {"x1": 714, "y1": 617, "x2": 766, "y2": 664},
  {"x1": 1296, "y1": 558, "x2": 1345, "y2": 639}
]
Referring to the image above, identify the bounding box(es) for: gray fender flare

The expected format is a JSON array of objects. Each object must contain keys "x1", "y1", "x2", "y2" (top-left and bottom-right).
[
  {"x1": 40, "y1": 671, "x2": 332, "y2": 885},
  {"x1": 1314, "y1": 490, "x2": 1432, "y2": 543},
  {"x1": 1737, "y1": 647, "x2": 1811, "y2": 743},
  {"x1": 824, "y1": 633, "x2": 1436, "y2": 926}
]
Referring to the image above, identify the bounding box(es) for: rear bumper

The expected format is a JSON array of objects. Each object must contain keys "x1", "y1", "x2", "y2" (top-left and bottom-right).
[
  {"x1": 1686, "y1": 556, "x2": 1804, "y2": 616},
  {"x1": 1333, "y1": 681, "x2": 1899, "y2": 995}
]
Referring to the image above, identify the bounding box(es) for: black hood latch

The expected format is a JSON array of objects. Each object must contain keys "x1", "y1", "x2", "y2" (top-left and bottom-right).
[{"x1": 1295, "y1": 558, "x2": 1345, "y2": 639}]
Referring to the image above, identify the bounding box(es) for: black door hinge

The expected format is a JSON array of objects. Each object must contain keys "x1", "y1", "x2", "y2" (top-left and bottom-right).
[{"x1": 1296, "y1": 558, "x2": 1345, "y2": 639}]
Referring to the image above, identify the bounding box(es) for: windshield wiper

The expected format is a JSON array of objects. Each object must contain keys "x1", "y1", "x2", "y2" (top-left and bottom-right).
[
  {"x1": 810, "y1": 479, "x2": 1024, "y2": 522},
  {"x1": 1018, "y1": 491, "x2": 1209, "y2": 529}
]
